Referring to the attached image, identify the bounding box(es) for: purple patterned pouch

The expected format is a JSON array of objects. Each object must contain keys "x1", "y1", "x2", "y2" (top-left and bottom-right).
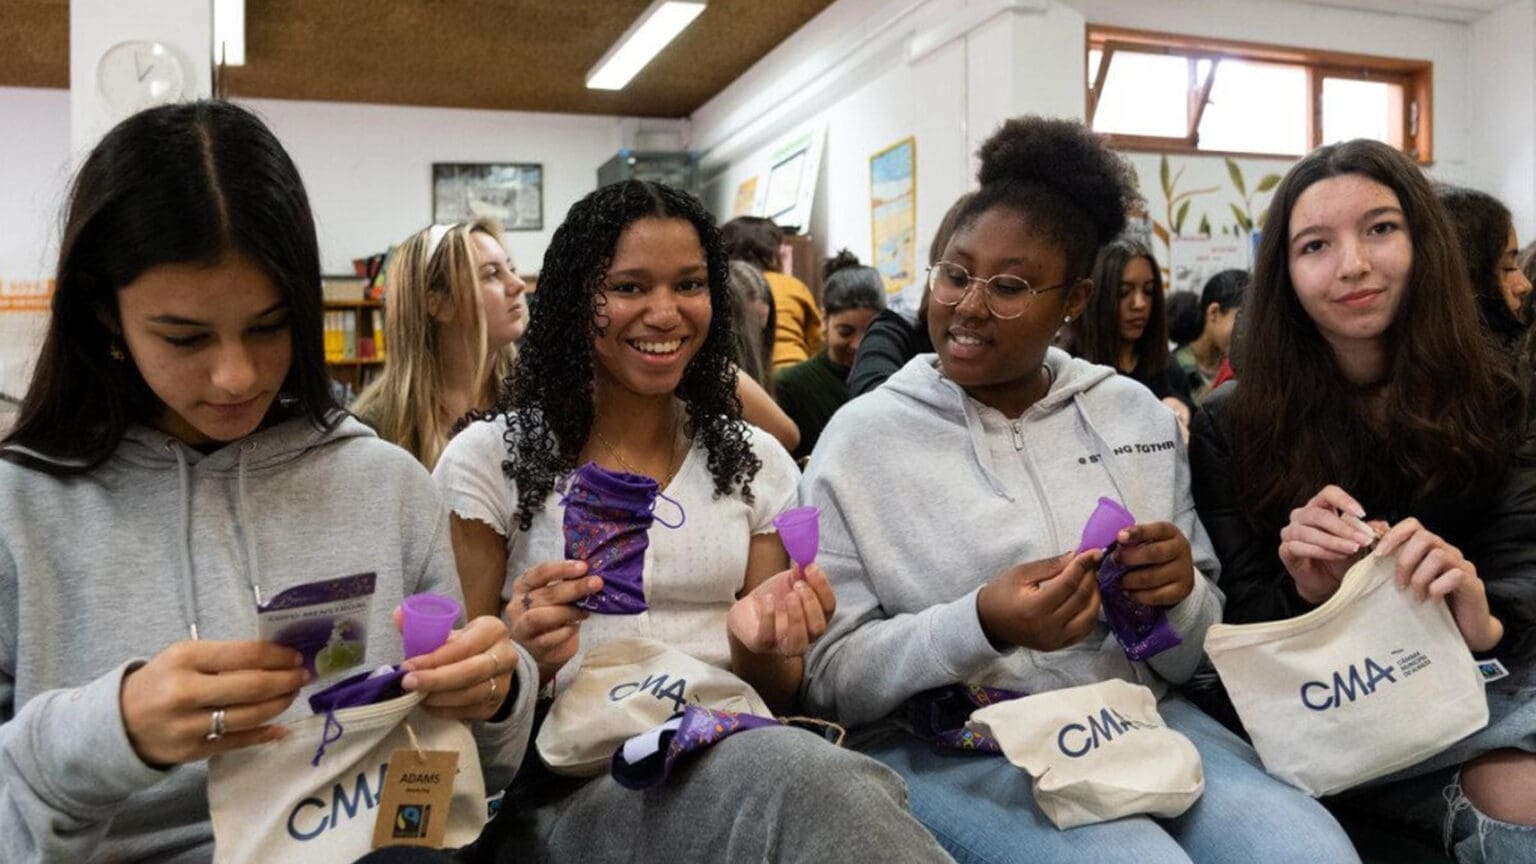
[
  {"x1": 306, "y1": 665, "x2": 406, "y2": 766},
  {"x1": 610, "y1": 705, "x2": 778, "y2": 790},
  {"x1": 561, "y1": 462, "x2": 684, "y2": 616},
  {"x1": 1097, "y1": 544, "x2": 1182, "y2": 661},
  {"x1": 907, "y1": 684, "x2": 1027, "y2": 753}
]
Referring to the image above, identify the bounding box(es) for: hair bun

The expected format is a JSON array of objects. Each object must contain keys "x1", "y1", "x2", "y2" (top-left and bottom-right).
[
  {"x1": 976, "y1": 116, "x2": 1137, "y2": 246},
  {"x1": 823, "y1": 248, "x2": 862, "y2": 280}
]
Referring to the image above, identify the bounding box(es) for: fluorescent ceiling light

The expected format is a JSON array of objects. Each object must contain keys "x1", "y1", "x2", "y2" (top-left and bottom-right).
[
  {"x1": 586, "y1": 0, "x2": 706, "y2": 90},
  {"x1": 214, "y1": 0, "x2": 245, "y2": 66}
]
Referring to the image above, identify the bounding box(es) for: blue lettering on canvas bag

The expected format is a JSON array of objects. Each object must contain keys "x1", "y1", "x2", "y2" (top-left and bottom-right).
[
  {"x1": 1299, "y1": 656, "x2": 1398, "y2": 711},
  {"x1": 1056, "y1": 706, "x2": 1162, "y2": 758},
  {"x1": 609, "y1": 672, "x2": 690, "y2": 713}
]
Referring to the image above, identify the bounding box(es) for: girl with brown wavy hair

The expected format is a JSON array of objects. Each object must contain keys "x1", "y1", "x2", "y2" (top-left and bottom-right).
[{"x1": 1191, "y1": 138, "x2": 1536, "y2": 862}]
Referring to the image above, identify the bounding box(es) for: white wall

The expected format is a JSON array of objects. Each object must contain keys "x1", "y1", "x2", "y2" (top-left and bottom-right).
[
  {"x1": 0, "y1": 87, "x2": 70, "y2": 403},
  {"x1": 696, "y1": 0, "x2": 1088, "y2": 311},
  {"x1": 239, "y1": 98, "x2": 637, "y2": 275},
  {"x1": 1469, "y1": 0, "x2": 1536, "y2": 235}
]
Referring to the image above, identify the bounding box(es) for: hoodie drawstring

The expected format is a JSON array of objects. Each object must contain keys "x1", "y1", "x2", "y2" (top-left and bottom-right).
[
  {"x1": 236, "y1": 442, "x2": 265, "y2": 607},
  {"x1": 169, "y1": 444, "x2": 201, "y2": 641},
  {"x1": 957, "y1": 393, "x2": 1014, "y2": 502},
  {"x1": 1071, "y1": 393, "x2": 1134, "y2": 512}
]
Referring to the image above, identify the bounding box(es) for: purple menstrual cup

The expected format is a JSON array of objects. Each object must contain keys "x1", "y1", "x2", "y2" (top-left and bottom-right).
[
  {"x1": 1077, "y1": 497, "x2": 1135, "y2": 554},
  {"x1": 401, "y1": 593, "x2": 461, "y2": 658},
  {"x1": 773, "y1": 506, "x2": 821, "y2": 567}
]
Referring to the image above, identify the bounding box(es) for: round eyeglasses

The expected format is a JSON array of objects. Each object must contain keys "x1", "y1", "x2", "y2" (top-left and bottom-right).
[{"x1": 927, "y1": 261, "x2": 1072, "y2": 320}]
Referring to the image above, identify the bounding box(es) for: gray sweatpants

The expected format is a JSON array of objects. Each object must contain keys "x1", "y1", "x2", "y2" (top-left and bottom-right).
[{"x1": 483, "y1": 725, "x2": 956, "y2": 863}]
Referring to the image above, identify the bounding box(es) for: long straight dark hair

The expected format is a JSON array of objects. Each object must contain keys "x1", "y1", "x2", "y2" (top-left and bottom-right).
[
  {"x1": 3, "y1": 101, "x2": 337, "y2": 474},
  {"x1": 1068, "y1": 238, "x2": 1171, "y2": 376},
  {"x1": 1230, "y1": 139, "x2": 1519, "y2": 533}
]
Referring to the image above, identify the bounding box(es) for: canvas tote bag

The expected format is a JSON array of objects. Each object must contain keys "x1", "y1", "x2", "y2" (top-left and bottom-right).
[
  {"x1": 536, "y1": 636, "x2": 772, "y2": 777},
  {"x1": 207, "y1": 690, "x2": 487, "y2": 863},
  {"x1": 968, "y1": 679, "x2": 1204, "y2": 829},
  {"x1": 1205, "y1": 552, "x2": 1488, "y2": 797}
]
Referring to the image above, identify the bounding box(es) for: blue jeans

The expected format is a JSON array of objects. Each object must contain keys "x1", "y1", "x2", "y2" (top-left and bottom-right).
[{"x1": 861, "y1": 695, "x2": 1359, "y2": 864}]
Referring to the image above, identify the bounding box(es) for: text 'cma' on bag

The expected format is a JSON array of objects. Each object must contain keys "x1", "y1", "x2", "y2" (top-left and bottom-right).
[
  {"x1": 1204, "y1": 552, "x2": 1488, "y2": 798},
  {"x1": 968, "y1": 679, "x2": 1204, "y2": 829},
  {"x1": 536, "y1": 637, "x2": 771, "y2": 777},
  {"x1": 207, "y1": 689, "x2": 487, "y2": 863}
]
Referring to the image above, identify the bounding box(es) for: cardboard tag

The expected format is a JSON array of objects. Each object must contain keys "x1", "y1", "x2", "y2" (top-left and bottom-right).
[
  {"x1": 371, "y1": 749, "x2": 458, "y2": 849},
  {"x1": 1478, "y1": 658, "x2": 1509, "y2": 684}
]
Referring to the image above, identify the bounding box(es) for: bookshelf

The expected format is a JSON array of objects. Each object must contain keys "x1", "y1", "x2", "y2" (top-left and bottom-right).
[{"x1": 322, "y1": 276, "x2": 384, "y2": 395}]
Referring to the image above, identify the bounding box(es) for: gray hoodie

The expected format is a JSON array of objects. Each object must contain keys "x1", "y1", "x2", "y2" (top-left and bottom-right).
[
  {"x1": 802, "y1": 349, "x2": 1222, "y2": 727},
  {"x1": 0, "y1": 415, "x2": 536, "y2": 863}
]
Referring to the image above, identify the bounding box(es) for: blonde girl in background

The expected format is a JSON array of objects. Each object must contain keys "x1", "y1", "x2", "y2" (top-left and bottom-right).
[{"x1": 353, "y1": 218, "x2": 528, "y2": 469}]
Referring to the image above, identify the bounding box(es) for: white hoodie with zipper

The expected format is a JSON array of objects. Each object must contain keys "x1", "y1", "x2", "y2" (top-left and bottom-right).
[{"x1": 801, "y1": 348, "x2": 1222, "y2": 727}]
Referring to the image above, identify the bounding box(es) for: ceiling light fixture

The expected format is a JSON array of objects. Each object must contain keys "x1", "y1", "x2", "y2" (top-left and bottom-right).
[
  {"x1": 586, "y1": 0, "x2": 706, "y2": 91},
  {"x1": 213, "y1": 0, "x2": 246, "y2": 66}
]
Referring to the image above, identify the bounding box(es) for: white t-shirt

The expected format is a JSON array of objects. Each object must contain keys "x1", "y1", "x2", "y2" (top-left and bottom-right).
[{"x1": 434, "y1": 416, "x2": 799, "y2": 674}]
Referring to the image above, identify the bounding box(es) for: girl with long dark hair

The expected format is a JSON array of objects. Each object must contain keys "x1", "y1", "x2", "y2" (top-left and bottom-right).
[
  {"x1": 1192, "y1": 138, "x2": 1536, "y2": 862},
  {"x1": 0, "y1": 101, "x2": 533, "y2": 863}
]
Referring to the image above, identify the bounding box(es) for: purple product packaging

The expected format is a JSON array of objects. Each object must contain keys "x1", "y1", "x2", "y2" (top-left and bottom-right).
[
  {"x1": 610, "y1": 705, "x2": 778, "y2": 790},
  {"x1": 561, "y1": 461, "x2": 684, "y2": 615},
  {"x1": 1076, "y1": 497, "x2": 1182, "y2": 661}
]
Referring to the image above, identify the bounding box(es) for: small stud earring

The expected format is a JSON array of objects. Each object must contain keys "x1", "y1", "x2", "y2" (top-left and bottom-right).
[
  {"x1": 108, "y1": 343, "x2": 126, "y2": 362},
  {"x1": 1062, "y1": 315, "x2": 1072, "y2": 324}
]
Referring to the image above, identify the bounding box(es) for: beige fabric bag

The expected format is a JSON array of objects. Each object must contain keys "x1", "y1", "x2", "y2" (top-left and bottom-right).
[
  {"x1": 536, "y1": 637, "x2": 771, "y2": 776},
  {"x1": 207, "y1": 691, "x2": 487, "y2": 863},
  {"x1": 1205, "y1": 553, "x2": 1488, "y2": 797},
  {"x1": 968, "y1": 679, "x2": 1204, "y2": 829}
]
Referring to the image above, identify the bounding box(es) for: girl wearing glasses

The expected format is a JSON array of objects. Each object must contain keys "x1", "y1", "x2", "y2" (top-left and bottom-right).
[{"x1": 799, "y1": 116, "x2": 1356, "y2": 863}]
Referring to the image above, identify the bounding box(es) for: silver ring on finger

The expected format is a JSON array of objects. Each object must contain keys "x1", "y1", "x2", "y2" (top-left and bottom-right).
[{"x1": 205, "y1": 707, "x2": 227, "y2": 742}]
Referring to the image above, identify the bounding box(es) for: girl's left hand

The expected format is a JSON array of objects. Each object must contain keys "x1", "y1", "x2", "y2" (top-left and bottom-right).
[
  {"x1": 393, "y1": 611, "x2": 518, "y2": 721},
  {"x1": 1115, "y1": 522, "x2": 1196, "y2": 607},
  {"x1": 727, "y1": 564, "x2": 837, "y2": 657},
  {"x1": 1374, "y1": 519, "x2": 1504, "y2": 652}
]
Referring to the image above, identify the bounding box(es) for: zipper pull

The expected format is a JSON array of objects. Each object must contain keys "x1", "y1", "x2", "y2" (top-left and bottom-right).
[{"x1": 1010, "y1": 420, "x2": 1025, "y2": 451}]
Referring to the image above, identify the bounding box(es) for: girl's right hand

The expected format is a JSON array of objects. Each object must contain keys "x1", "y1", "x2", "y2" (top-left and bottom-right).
[
  {"x1": 1279, "y1": 485, "x2": 1382, "y2": 604},
  {"x1": 505, "y1": 559, "x2": 600, "y2": 685},
  {"x1": 976, "y1": 550, "x2": 1102, "y2": 651},
  {"x1": 119, "y1": 640, "x2": 310, "y2": 766}
]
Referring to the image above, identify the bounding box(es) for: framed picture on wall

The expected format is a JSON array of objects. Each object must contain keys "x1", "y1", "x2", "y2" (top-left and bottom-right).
[{"x1": 431, "y1": 162, "x2": 543, "y2": 231}]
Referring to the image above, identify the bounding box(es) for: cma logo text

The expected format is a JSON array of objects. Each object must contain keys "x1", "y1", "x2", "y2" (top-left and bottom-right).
[
  {"x1": 610, "y1": 673, "x2": 690, "y2": 712},
  {"x1": 1057, "y1": 707, "x2": 1159, "y2": 758},
  {"x1": 1300, "y1": 656, "x2": 1398, "y2": 711}
]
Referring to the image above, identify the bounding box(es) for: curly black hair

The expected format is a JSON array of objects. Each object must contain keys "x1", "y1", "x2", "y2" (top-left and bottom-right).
[
  {"x1": 955, "y1": 116, "x2": 1138, "y2": 279},
  {"x1": 488, "y1": 180, "x2": 760, "y2": 532}
]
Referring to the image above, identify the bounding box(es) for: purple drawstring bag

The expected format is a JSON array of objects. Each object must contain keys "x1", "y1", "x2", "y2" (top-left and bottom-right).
[
  {"x1": 907, "y1": 684, "x2": 1027, "y2": 753},
  {"x1": 561, "y1": 461, "x2": 684, "y2": 616},
  {"x1": 306, "y1": 665, "x2": 406, "y2": 766},
  {"x1": 610, "y1": 705, "x2": 779, "y2": 790}
]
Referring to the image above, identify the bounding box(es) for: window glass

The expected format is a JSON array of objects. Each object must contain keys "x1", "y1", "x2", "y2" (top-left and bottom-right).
[
  {"x1": 1197, "y1": 59, "x2": 1308, "y2": 155},
  {"x1": 1322, "y1": 78, "x2": 1405, "y2": 148},
  {"x1": 1092, "y1": 51, "x2": 1191, "y2": 139}
]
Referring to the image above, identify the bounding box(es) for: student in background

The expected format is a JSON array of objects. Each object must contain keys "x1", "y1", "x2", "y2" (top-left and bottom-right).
[
  {"x1": 1065, "y1": 239, "x2": 1194, "y2": 434},
  {"x1": 433, "y1": 179, "x2": 953, "y2": 864},
  {"x1": 0, "y1": 101, "x2": 534, "y2": 864},
  {"x1": 773, "y1": 250, "x2": 885, "y2": 460},
  {"x1": 802, "y1": 115, "x2": 1357, "y2": 864},
  {"x1": 847, "y1": 193, "x2": 973, "y2": 398},
  {"x1": 1191, "y1": 138, "x2": 1536, "y2": 863},
  {"x1": 352, "y1": 219, "x2": 527, "y2": 470},
  {"x1": 721, "y1": 216, "x2": 823, "y2": 368},
  {"x1": 1436, "y1": 186, "x2": 1532, "y2": 360},
  {"x1": 1164, "y1": 288, "x2": 1203, "y2": 357},
  {"x1": 1172, "y1": 269, "x2": 1248, "y2": 403},
  {"x1": 724, "y1": 260, "x2": 801, "y2": 452}
]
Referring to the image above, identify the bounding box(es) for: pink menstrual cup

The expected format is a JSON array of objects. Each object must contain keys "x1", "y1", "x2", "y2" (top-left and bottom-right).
[
  {"x1": 774, "y1": 506, "x2": 821, "y2": 567},
  {"x1": 1076, "y1": 497, "x2": 1135, "y2": 554},
  {"x1": 401, "y1": 593, "x2": 461, "y2": 658}
]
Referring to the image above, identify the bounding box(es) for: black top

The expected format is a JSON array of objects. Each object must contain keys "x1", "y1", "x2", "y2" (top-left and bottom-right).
[
  {"x1": 848, "y1": 309, "x2": 932, "y2": 399},
  {"x1": 773, "y1": 351, "x2": 851, "y2": 461}
]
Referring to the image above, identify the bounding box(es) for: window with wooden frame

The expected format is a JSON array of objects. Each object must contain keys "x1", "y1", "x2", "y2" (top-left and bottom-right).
[{"x1": 1087, "y1": 26, "x2": 1432, "y2": 163}]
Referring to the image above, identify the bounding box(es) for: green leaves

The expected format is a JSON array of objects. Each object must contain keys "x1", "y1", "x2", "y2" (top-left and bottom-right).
[
  {"x1": 1175, "y1": 199, "x2": 1191, "y2": 234},
  {"x1": 1225, "y1": 157, "x2": 1246, "y2": 197},
  {"x1": 1229, "y1": 203, "x2": 1253, "y2": 234},
  {"x1": 1256, "y1": 173, "x2": 1282, "y2": 193}
]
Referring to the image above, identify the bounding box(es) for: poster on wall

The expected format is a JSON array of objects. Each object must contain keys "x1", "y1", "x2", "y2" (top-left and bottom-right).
[
  {"x1": 732, "y1": 176, "x2": 759, "y2": 217},
  {"x1": 758, "y1": 126, "x2": 826, "y2": 232},
  {"x1": 432, "y1": 163, "x2": 543, "y2": 230},
  {"x1": 1168, "y1": 236, "x2": 1249, "y2": 295},
  {"x1": 0, "y1": 279, "x2": 53, "y2": 313},
  {"x1": 869, "y1": 136, "x2": 917, "y2": 307}
]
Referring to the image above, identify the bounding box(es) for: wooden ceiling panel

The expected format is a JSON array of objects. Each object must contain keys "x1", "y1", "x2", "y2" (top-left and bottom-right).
[
  {"x1": 0, "y1": 1, "x2": 69, "y2": 89},
  {"x1": 0, "y1": 0, "x2": 837, "y2": 117}
]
